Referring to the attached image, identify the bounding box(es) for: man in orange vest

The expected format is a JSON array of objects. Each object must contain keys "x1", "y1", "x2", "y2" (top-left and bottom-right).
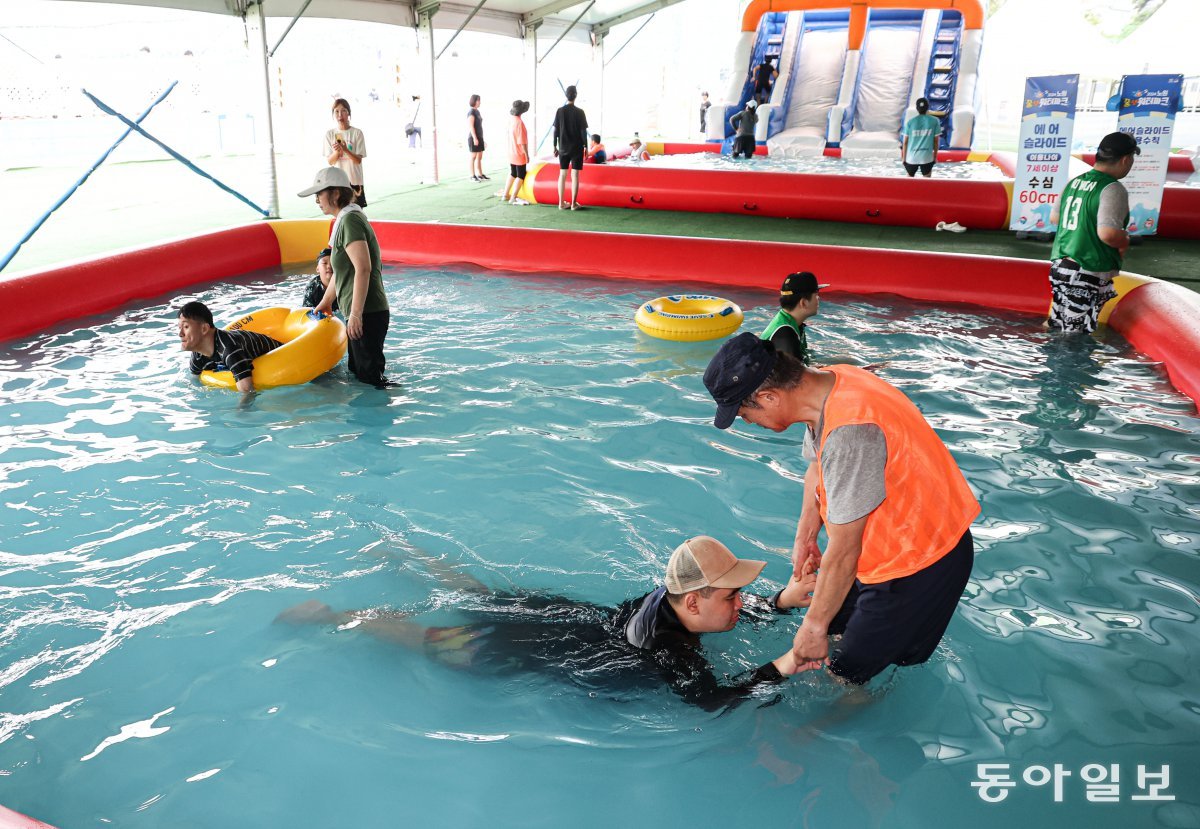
[{"x1": 702, "y1": 332, "x2": 979, "y2": 684}]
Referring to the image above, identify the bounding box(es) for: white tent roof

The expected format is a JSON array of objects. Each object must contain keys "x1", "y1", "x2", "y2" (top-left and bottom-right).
[
  {"x1": 982, "y1": 0, "x2": 1117, "y2": 79},
  {"x1": 1118, "y1": 0, "x2": 1200, "y2": 76},
  {"x1": 62, "y1": 0, "x2": 687, "y2": 42}
]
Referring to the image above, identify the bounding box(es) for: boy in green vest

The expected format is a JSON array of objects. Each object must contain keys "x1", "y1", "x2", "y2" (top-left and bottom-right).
[
  {"x1": 760, "y1": 271, "x2": 829, "y2": 364},
  {"x1": 1047, "y1": 132, "x2": 1139, "y2": 333}
]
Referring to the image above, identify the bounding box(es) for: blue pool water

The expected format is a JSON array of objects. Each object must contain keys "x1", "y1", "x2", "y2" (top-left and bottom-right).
[
  {"x1": 642, "y1": 151, "x2": 1011, "y2": 180},
  {"x1": 1, "y1": 265, "x2": 1198, "y2": 828}
]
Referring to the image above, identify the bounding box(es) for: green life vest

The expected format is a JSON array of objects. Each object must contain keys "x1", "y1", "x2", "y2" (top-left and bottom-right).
[
  {"x1": 760, "y1": 309, "x2": 809, "y2": 363},
  {"x1": 1052, "y1": 170, "x2": 1126, "y2": 273}
]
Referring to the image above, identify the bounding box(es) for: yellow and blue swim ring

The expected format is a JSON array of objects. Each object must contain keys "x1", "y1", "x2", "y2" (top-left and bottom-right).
[
  {"x1": 200, "y1": 307, "x2": 347, "y2": 390},
  {"x1": 634, "y1": 295, "x2": 744, "y2": 342}
]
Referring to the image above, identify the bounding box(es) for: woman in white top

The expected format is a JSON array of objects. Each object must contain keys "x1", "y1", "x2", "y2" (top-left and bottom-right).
[{"x1": 324, "y1": 98, "x2": 368, "y2": 207}]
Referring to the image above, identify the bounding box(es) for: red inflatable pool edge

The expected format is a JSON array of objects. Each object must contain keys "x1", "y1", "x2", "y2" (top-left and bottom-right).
[
  {"x1": 372, "y1": 222, "x2": 1050, "y2": 313},
  {"x1": 3, "y1": 220, "x2": 1198, "y2": 410},
  {"x1": 2, "y1": 223, "x2": 281, "y2": 344},
  {"x1": 1108, "y1": 280, "x2": 1200, "y2": 404},
  {"x1": 0, "y1": 804, "x2": 57, "y2": 829},
  {"x1": 552, "y1": 146, "x2": 1200, "y2": 238},
  {"x1": 526, "y1": 163, "x2": 1010, "y2": 228},
  {"x1": 1080, "y1": 152, "x2": 1196, "y2": 174},
  {"x1": 1158, "y1": 188, "x2": 1200, "y2": 239}
]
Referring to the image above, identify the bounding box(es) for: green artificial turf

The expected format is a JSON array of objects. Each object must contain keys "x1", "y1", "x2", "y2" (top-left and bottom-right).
[{"x1": 3, "y1": 156, "x2": 1196, "y2": 289}]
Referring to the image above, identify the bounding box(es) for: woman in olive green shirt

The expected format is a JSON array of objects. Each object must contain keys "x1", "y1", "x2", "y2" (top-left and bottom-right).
[{"x1": 298, "y1": 167, "x2": 391, "y2": 386}]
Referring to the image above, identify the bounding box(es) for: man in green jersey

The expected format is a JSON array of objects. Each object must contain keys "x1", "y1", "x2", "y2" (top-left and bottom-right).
[
  {"x1": 1047, "y1": 132, "x2": 1139, "y2": 333},
  {"x1": 760, "y1": 271, "x2": 829, "y2": 363}
]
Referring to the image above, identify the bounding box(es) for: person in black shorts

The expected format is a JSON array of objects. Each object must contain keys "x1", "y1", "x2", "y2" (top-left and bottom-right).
[
  {"x1": 553, "y1": 85, "x2": 588, "y2": 210},
  {"x1": 750, "y1": 57, "x2": 778, "y2": 104},
  {"x1": 502, "y1": 99, "x2": 531, "y2": 204},
  {"x1": 276, "y1": 536, "x2": 819, "y2": 711},
  {"x1": 467, "y1": 93, "x2": 487, "y2": 182},
  {"x1": 178, "y1": 301, "x2": 281, "y2": 394},
  {"x1": 730, "y1": 100, "x2": 758, "y2": 159}
]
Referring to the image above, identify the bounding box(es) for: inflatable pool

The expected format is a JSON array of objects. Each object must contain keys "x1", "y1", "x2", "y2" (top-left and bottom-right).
[
  {"x1": 2, "y1": 219, "x2": 1198, "y2": 407},
  {"x1": 514, "y1": 145, "x2": 1199, "y2": 240}
]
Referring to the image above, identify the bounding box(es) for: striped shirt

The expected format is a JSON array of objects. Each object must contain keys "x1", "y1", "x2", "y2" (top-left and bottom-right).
[{"x1": 189, "y1": 328, "x2": 282, "y2": 382}]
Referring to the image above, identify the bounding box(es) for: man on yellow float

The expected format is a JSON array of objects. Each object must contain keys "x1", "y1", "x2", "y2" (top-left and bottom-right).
[
  {"x1": 760, "y1": 271, "x2": 828, "y2": 364},
  {"x1": 178, "y1": 301, "x2": 281, "y2": 393},
  {"x1": 703, "y1": 333, "x2": 980, "y2": 684}
]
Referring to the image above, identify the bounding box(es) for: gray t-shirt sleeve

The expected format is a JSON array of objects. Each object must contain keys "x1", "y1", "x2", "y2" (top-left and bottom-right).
[
  {"x1": 821, "y1": 424, "x2": 887, "y2": 525},
  {"x1": 1097, "y1": 181, "x2": 1129, "y2": 230},
  {"x1": 802, "y1": 426, "x2": 817, "y2": 462}
]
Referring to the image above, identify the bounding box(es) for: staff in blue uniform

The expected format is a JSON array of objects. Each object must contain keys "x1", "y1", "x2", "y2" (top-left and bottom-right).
[{"x1": 901, "y1": 98, "x2": 941, "y2": 178}]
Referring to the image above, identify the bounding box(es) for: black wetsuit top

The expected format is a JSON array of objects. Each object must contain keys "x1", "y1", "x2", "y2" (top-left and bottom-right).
[
  {"x1": 422, "y1": 587, "x2": 792, "y2": 711},
  {"x1": 188, "y1": 328, "x2": 282, "y2": 382},
  {"x1": 768, "y1": 324, "x2": 807, "y2": 363},
  {"x1": 754, "y1": 63, "x2": 775, "y2": 90},
  {"x1": 301, "y1": 275, "x2": 338, "y2": 312}
]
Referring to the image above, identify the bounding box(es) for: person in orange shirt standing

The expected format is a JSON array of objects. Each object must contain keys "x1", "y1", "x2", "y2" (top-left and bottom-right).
[
  {"x1": 703, "y1": 333, "x2": 979, "y2": 684},
  {"x1": 502, "y1": 99, "x2": 530, "y2": 205}
]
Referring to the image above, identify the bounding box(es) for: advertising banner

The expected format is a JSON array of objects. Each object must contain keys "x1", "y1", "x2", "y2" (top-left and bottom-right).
[
  {"x1": 1114, "y1": 74, "x2": 1183, "y2": 236},
  {"x1": 1009, "y1": 74, "x2": 1079, "y2": 232}
]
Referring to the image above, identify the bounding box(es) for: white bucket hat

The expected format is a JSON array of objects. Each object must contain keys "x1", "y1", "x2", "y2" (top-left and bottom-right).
[{"x1": 298, "y1": 166, "x2": 353, "y2": 197}]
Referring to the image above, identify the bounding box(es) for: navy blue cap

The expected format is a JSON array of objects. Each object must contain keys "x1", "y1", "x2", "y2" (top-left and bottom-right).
[{"x1": 703, "y1": 332, "x2": 777, "y2": 429}]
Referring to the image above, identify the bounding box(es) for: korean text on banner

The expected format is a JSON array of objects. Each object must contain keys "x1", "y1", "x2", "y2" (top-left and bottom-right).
[
  {"x1": 1116, "y1": 74, "x2": 1183, "y2": 237},
  {"x1": 1009, "y1": 74, "x2": 1079, "y2": 232}
]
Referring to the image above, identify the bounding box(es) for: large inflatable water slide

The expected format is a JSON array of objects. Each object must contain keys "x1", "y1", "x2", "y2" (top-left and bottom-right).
[{"x1": 706, "y1": 0, "x2": 984, "y2": 155}]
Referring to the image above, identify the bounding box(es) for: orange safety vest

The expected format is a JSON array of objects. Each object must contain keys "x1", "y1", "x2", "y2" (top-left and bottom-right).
[{"x1": 814, "y1": 365, "x2": 980, "y2": 583}]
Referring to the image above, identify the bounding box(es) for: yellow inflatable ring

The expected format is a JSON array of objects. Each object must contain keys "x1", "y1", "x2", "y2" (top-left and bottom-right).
[
  {"x1": 200, "y1": 307, "x2": 348, "y2": 390},
  {"x1": 634, "y1": 295, "x2": 744, "y2": 342}
]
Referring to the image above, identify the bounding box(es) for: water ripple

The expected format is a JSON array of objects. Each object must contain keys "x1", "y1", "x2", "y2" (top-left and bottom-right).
[{"x1": 0, "y1": 265, "x2": 1195, "y2": 827}]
